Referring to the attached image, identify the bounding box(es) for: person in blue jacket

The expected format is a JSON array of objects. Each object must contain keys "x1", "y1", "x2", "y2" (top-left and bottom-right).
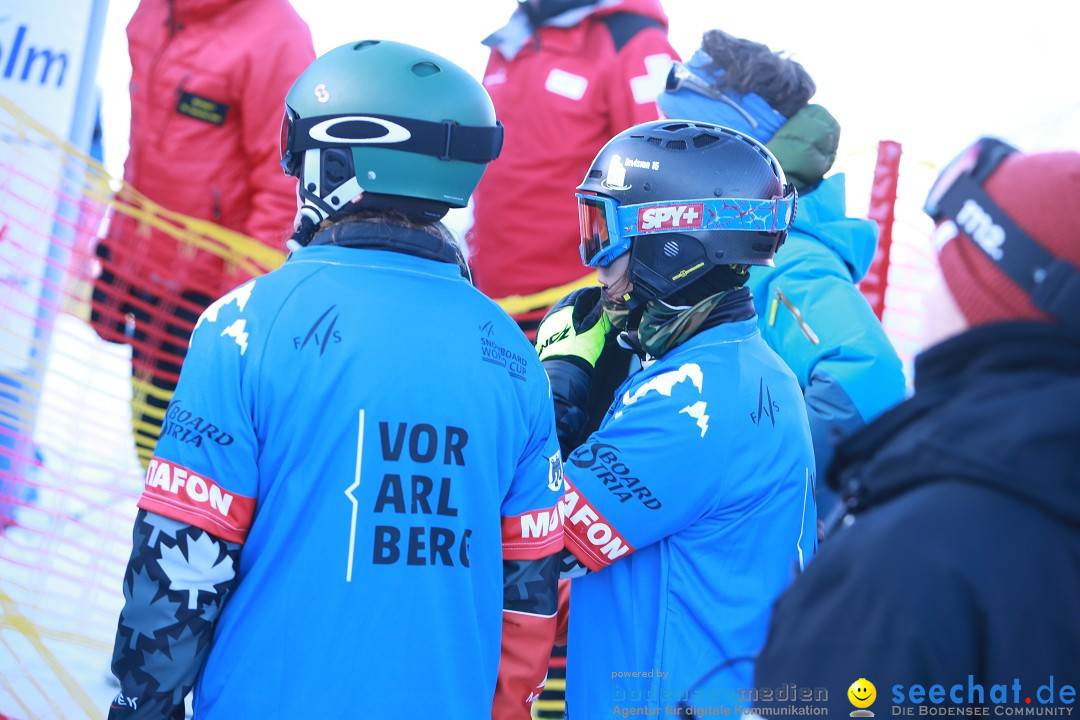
[
  {"x1": 107, "y1": 40, "x2": 562, "y2": 720},
  {"x1": 658, "y1": 30, "x2": 906, "y2": 519},
  {"x1": 535, "y1": 119, "x2": 816, "y2": 717}
]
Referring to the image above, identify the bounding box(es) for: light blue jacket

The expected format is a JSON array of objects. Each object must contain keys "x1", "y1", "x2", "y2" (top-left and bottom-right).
[{"x1": 747, "y1": 174, "x2": 906, "y2": 512}]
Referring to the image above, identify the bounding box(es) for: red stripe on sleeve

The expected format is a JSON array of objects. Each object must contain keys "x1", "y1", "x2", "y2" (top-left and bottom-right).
[
  {"x1": 501, "y1": 505, "x2": 564, "y2": 560},
  {"x1": 561, "y1": 476, "x2": 635, "y2": 572},
  {"x1": 137, "y1": 457, "x2": 255, "y2": 544}
]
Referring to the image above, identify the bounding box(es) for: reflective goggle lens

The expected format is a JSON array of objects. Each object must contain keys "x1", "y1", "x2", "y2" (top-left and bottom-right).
[
  {"x1": 577, "y1": 194, "x2": 630, "y2": 267},
  {"x1": 279, "y1": 108, "x2": 299, "y2": 176}
]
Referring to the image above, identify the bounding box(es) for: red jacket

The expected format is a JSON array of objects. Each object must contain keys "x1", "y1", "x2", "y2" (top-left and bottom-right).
[
  {"x1": 467, "y1": 0, "x2": 678, "y2": 304},
  {"x1": 107, "y1": 0, "x2": 314, "y2": 297}
]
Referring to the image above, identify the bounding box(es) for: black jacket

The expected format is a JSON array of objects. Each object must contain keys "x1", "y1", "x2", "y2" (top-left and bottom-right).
[{"x1": 752, "y1": 322, "x2": 1080, "y2": 716}]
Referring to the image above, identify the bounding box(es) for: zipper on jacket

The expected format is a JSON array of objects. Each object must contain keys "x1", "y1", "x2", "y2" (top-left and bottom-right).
[{"x1": 769, "y1": 288, "x2": 820, "y2": 345}]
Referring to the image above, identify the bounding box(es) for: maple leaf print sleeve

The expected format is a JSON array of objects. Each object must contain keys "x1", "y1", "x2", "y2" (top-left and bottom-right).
[
  {"x1": 110, "y1": 284, "x2": 261, "y2": 718},
  {"x1": 109, "y1": 510, "x2": 241, "y2": 719}
]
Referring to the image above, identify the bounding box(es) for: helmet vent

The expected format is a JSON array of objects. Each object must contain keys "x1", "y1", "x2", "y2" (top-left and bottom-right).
[
  {"x1": 588, "y1": 169, "x2": 603, "y2": 179},
  {"x1": 647, "y1": 137, "x2": 662, "y2": 146},
  {"x1": 352, "y1": 40, "x2": 380, "y2": 51},
  {"x1": 663, "y1": 240, "x2": 679, "y2": 257},
  {"x1": 411, "y1": 61, "x2": 441, "y2": 77},
  {"x1": 666, "y1": 140, "x2": 687, "y2": 150},
  {"x1": 693, "y1": 134, "x2": 720, "y2": 148}
]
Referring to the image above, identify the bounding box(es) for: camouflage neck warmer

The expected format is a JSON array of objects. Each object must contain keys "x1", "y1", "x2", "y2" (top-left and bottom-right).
[
  {"x1": 602, "y1": 296, "x2": 632, "y2": 331},
  {"x1": 636, "y1": 286, "x2": 755, "y2": 357}
]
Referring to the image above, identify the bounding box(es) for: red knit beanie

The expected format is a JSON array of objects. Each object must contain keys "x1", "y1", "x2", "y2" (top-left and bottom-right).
[{"x1": 936, "y1": 149, "x2": 1080, "y2": 327}]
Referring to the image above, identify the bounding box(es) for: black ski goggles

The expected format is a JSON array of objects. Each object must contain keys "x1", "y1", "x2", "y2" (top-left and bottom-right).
[
  {"x1": 577, "y1": 189, "x2": 796, "y2": 268},
  {"x1": 279, "y1": 106, "x2": 505, "y2": 177},
  {"x1": 924, "y1": 137, "x2": 1080, "y2": 329}
]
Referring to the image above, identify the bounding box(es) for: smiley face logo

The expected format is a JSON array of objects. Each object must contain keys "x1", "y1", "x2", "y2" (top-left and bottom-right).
[{"x1": 848, "y1": 678, "x2": 876, "y2": 716}]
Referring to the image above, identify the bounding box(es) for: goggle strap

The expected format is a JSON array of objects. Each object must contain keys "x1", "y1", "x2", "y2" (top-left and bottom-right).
[
  {"x1": 938, "y1": 174, "x2": 1080, "y2": 329},
  {"x1": 290, "y1": 114, "x2": 504, "y2": 164},
  {"x1": 615, "y1": 192, "x2": 796, "y2": 235},
  {"x1": 665, "y1": 63, "x2": 760, "y2": 129},
  {"x1": 970, "y1": 138, "x2": 1017, "y2": 184}
]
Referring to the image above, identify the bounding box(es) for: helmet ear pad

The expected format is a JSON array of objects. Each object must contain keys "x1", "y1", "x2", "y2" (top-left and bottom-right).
[
  {"x1": 320, "y1": 148, "x2": 355, "y2": 195},
  {"x1": 626, "y1": 227, "x2": 783, "y2": 306},
  {"x1": 627, "y1": 233, "x2": 711, "y2": 305}
]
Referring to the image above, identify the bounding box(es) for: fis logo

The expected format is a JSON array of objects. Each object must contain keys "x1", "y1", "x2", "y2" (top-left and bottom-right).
[
  {"x1": 751, "y1": 378, "x2": 779, "y2": 427},
  {"x1": 955, "y1": 199, "x2": 1006, "y2": 260},
  {"x1": 638, "y1": 203, "x2": 704, "y2": 232},
  {"x1": 293, "y1": 306, "x2": 341, "y2": 356}
]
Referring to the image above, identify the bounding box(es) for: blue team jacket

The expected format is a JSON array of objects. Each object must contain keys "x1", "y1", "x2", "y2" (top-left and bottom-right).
[
  {"x1": 563, "y1": 317, "x2": 816, "y2": 717},
  {"x1": 747, "y1": 174, "x2": 906, "y2": 504},
  {"x1": 142, "y1": 246, "x2": 563, "y2": 718}
]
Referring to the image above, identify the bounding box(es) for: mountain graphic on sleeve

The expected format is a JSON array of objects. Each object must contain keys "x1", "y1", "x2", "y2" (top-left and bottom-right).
[
  {"x1": 194, "y1": 282, "x2": 256, "y2": 354},
  {"x1": 616, "y1": 363, "x2": 710, "y2": 437}
]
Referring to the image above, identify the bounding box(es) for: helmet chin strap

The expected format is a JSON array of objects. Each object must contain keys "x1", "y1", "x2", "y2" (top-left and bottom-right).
[
  {"x1": 615, "y1": 304, "x2": 646, "y2": 356},
  {"x1": 290, "y1": 148, "x2": 366, "y2": 247}
]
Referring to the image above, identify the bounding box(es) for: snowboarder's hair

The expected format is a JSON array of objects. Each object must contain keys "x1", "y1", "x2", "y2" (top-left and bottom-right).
[{"x1": 699, "y1": 29, "x2": 815, "y2": 118}]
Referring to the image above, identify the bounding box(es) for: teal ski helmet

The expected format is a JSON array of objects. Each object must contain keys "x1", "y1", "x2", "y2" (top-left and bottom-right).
[{"x1": 280, "y1": 40, "x2": 503, "y2": 243}]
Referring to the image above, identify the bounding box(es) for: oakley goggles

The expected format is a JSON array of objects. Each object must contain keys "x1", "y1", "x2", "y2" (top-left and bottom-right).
[
  {"x1": 578, "y1": 190, "x2": 797, "y2": 268},
  {"x1": 923, "y1": 136, "x2": 1080, "y2": 329},
  {"x1": 279, "y1": 107, "x2": 505, "y2": 177},
  {"x1": 664, "y1": 61, "x2": 758, "y2": 129},
  {"x1": 280, "y1": 106, "x2": 302, "y2": 176}
]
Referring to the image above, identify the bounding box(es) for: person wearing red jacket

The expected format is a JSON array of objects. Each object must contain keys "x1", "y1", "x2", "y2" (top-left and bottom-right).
[
  {"x1": 467, "y1": 0, "x2": 679, "y2": 340},
  {"x1": 470, "y1": 7, "x2": 676, "y2": 716},
  {"x1": 91, "y1": 0, "x2": 314, "y2": 469}
]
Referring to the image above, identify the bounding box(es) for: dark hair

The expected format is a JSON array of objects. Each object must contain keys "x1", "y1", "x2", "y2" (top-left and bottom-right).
[
  {"x1": 321, "y1": 209, "x2": 471, "y2": 276},
  {"x1": 700, "y1": 29, "x2": 815, "y2": 117}
]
